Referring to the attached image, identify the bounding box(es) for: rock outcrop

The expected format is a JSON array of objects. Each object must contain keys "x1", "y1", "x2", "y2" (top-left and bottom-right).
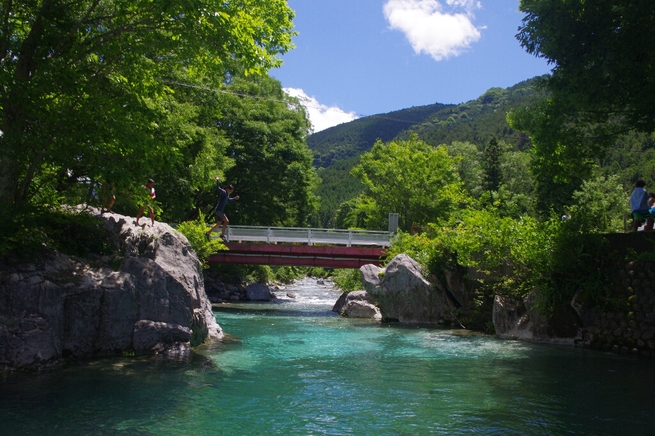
[
  {"x1": 493, "y1": 291, "x2": 581, "y2": 345},
  {"x1": 492, "y1": 294, "x2": 538, "y2": 341},
  {"x1": 361, "y1": 254, "x2": 452, "y2": 323},
  {"x1": 0, "y1": 210, "x2": 222, "y2": 370},
  {"x1": 204, "y1": 270, "x2": 246, "y2": 302},
  {"x1": 245, "y1": 283, "x2": 275, "y2": 301},
  {"x1": 332, "y1": 290, "x2": 381, "y2": 320}
]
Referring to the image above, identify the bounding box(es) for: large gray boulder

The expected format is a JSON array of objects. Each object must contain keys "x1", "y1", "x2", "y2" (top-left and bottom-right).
[
  {"x1": 245, "y1": 283, "x2": 274, "y2": 301},
  {"x1": 332, "y1": 290, "x2": 381, "y2": 320},
  {"x1": 361, "y1": 254, "x2": 450, "y2": 323},
  {"x1": 0, "y1": 210, "x2": 222, "y2": 370}
]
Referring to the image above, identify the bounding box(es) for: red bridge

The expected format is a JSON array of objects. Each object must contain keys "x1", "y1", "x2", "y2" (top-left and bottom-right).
[
  {"x1": 208, "y1": 243, "x2": 386, "y2": 268},
  {"x1": 206, "y1": 225, "x2": 391, "y2": 268}
]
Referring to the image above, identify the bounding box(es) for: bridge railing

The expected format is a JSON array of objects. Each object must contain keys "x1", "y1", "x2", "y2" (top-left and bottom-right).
[{"x1": 224, "y1": 225, "x2": 392, "y2": 247}]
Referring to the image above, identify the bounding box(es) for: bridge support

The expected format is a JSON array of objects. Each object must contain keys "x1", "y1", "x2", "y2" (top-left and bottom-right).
[{"x1": 208, "y1": 243, "x2": 385, "y2": 269}]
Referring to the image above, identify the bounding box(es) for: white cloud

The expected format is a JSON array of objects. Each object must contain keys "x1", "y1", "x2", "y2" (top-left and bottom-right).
[
  {"x1": 446, "y1": 0, "x2": 481, "y2": 13},
  {"x1": 383, "y1": 0, "x2": 482, "y2": 61},
  {"x1": 284, "y1": 88, "x2": 359, "y2": 133}
]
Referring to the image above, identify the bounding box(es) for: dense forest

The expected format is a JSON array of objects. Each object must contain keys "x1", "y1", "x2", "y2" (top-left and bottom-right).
[
  {"x1": 0, "y1": 0, "x2": 321, "y2": 259},
  {"x1": 309, "y1": 75, "x2": 655, "y2": 230},
  {"x1": 310, "y1": 78, "x2": 543, "y2": 228}
]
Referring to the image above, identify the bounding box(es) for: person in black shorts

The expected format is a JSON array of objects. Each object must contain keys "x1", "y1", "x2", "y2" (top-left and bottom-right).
[{"x1": 206, "y1": 176, "x2": 239, "y2": 241}]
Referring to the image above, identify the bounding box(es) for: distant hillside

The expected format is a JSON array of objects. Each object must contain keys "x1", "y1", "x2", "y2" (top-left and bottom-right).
[
  {"x1": 309, "y1": 103, "x2": 453, "y2": 168},
  {"x1": 405, "y1": 78, "x2": 545, "y2": 149},
  {"x1": 309, "y1": 77, "x2": 547, "y2": 227}
]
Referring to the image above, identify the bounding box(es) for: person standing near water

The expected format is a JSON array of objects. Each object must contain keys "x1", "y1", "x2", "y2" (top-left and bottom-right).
[
  {"x1": 136, "y1": 178, "x2": 156, "y2": 226},
  {"x1": 206, "y1": 176, "x2": 239, "y2": 241}
]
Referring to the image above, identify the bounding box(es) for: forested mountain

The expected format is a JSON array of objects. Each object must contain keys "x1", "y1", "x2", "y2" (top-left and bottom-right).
[
  {"x1": 309, "y1": 77, "x2": 547, "y2": 227},
  {"x1": 309, "y1": 103, "x2": 452, "y2": 168},
  {"x1": 403, "y1": 79, "x2": 544, "y2": 150}
]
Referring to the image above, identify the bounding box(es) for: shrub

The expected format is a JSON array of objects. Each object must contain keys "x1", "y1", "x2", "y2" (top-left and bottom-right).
[
  {"x1": 537, "y1": 217, "x2": 615, "y2": 311},
  {"x1": 0, "y1": 206, "x2": 112, "y2": 261},
  {"x1": 387, "y1": 209, "x2": 549, "y2": 299},
  {"x1": 176, "y1": 212, "x2": 226, "y2": 268},
  {"x1": 333, "y1": 268, "x2": 363, "y2": 292},
  {"x1": 387, "y1": 207, "x2": 616, "y2": 315}
]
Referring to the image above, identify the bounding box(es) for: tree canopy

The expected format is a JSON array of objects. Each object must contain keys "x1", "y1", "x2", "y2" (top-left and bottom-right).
[
  {"x1": 350, "y1": 134, "x2": 465, "y2": 231},
  {"x1": 216, "y1": 76, "x2": 318, "y2": 227},
  {"x1": 0, "y1": 0, "x2": 296, "y2": 210},
  {"x1": 136, "y1": 74, "x2": 317, "y2": 225},
  {"x1": 517, "y1": 0, "x2": 655, "y2": 133},
  {"x1": 483, "y1": 137, "x2": 502, "y2": 193},
  {"x1": 507, "y1": 0, "x2": 655, "y2": 214}
]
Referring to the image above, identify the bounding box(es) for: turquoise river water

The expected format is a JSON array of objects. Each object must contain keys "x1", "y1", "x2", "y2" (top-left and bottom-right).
[{"x1": 2, "y1": 278, "x2": 655, "y2": 435}]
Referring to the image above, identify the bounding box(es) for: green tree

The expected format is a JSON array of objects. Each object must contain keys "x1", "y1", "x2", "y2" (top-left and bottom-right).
[
  {"x1": 216, "y1": 75, "x2": 319, "y2": 227},
  {"x1": 496, "y1": 149, "x2": 534, "y2": 218},
  {"x1": 568, "y1": 174, "x2": 628, "y2": 234},
  {"x1": 517, "y1": 0, "x2": 655, "y2": 133},
  {"x1": 0, "y1": 0, "x2": 296, "y2": 210},
  {"x1": 333, "y1": 197, "x2": 367, "y2": 230},
  {"x1": 350, "y1": 134, "x2": 465, "y2": 231},
  {"x1": 514, "y1": 1, "x2": 655, "y2": 215},
  {"x1": 447, "y1": 141, "x2": 484, "y2": 198},
  {"x1": 507, "y1": 99, "x2": 601, "y2": 215},
  {"x1": 483, "y1": 137, "x2": 503, "y2": 193},
  {"x1": 138, "y1": 74, "x2": 234, "y2": 223}
]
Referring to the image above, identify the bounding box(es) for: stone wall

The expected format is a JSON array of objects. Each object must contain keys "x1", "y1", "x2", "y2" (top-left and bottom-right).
[
  {"x1": 493, "y1": 232, "x2": 655, "y2": 358},
  {"x1": 576, "y1": 260, "x2": 655, "y2": 357}
]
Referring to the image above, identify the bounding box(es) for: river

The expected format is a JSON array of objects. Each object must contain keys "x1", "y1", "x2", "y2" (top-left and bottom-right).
[{"x1": 1, "y1": 278, "x2": 655, "y2": 435}]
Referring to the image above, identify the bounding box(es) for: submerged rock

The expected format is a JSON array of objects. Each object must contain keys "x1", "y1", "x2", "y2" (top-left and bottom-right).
[{"x1": 0, "y1": 209, "x2": 222, "y2": 371}]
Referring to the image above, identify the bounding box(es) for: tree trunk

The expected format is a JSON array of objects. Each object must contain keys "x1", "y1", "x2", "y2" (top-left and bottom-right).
[{"x1": 0, "y1": 149, "x2": 18, "y2": 208}]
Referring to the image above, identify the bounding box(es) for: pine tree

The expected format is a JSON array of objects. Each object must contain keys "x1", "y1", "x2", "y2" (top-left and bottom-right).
[{"x1": 484, "y1": 137, "x2": 502, "y2": 192}]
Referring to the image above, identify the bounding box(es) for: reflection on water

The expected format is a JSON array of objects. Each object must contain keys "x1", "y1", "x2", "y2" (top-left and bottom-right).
[{"x1": 1, "y1": 278, "x2": 655, "y2": 435}]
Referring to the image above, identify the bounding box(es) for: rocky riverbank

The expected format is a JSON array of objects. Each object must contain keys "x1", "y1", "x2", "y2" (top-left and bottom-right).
[
  {"x1": 335, "y1": 234, "x2": 655, "y2": 360},
  {"x1": 0, "y1": 210, "x2": 222, "y2": 371}
]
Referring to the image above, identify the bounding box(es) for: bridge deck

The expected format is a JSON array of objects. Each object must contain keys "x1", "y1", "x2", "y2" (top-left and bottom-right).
[{"x1": 208, "y1": 243, "x2": 386, "y2": 268}]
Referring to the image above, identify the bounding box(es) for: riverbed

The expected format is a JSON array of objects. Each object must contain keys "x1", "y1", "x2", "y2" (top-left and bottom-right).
[{"x1": 1, "y1": 278, "x2": 654, "y2": 435}]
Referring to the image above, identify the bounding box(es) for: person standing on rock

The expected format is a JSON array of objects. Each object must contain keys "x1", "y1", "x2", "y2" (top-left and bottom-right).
[
  {"x1": 206, "y1": 175, "x2": 239, "y2": 241},
  {"x1": 630, "y1": 180, "x2": 652, "y2": 231},
  {"x1": 136, "y1": 178, "x2": 156, "y2": 226},
  {"x1": 100, "y1": 181, "x2": 116, "y2": 213}
]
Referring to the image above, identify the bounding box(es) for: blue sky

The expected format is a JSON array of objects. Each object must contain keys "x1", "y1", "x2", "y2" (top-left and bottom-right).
[{"x1": 271, "y1": 0, "x2": 551, "y2": 132}]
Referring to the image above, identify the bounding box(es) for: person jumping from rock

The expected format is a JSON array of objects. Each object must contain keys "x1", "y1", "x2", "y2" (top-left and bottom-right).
[{"x1": 206, "y1": 175, "x2": 239, "y2": 241}]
